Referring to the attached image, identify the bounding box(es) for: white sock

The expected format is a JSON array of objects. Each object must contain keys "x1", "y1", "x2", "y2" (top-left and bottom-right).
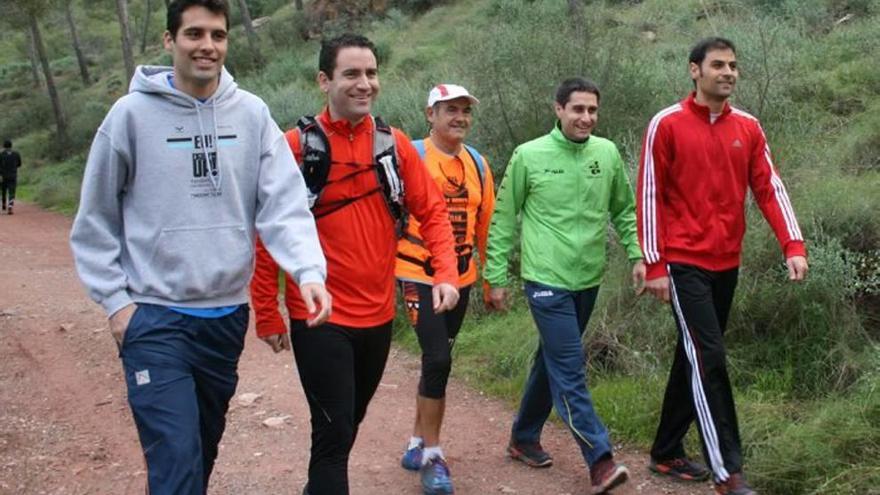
[
  {"x1": 408, "y1": 436, "x2": 424, "y2": 450},
  {"x1": 422, "y1": 446, "x2": 445, "y2": 465}
]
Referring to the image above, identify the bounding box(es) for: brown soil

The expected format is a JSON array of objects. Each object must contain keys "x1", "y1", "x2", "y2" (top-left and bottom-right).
[{"x1": 0, "y1": 202, "x2": 709, "y2": 495}]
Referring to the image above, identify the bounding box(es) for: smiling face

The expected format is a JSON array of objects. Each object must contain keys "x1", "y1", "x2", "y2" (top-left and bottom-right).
[
  {"x1": 318, "y1": 47, "x2": 379, "y2": 125},
  {"x1": 555, "y1": 91, "x2": 599, "y2": 142},
  {"x1": 427, "y1": 97, "x2": 473, "y2": 149},
  {"x1": 690, "y1": 48, "x2": 738, "y2": 103},
  {"x1": 163, "y1": 5, "x2": 228, "y2": 99}
]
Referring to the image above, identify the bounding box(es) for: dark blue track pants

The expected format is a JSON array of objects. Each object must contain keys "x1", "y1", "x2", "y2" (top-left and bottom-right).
[
  {"x1": 511, "y1": 282, "x2": 613, "y2": 467},
  {"x1": 119, "y1": 303, "x2": 248, "y2": 495}
]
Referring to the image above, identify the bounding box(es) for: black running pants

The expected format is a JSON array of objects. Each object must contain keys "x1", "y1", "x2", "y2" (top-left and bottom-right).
[
  {"x1": 1, "y1": 177, "x2": 15, "y2": 209},
  {"x1": 651, "y1": 263, "x2": 741, "y2": 483},
  {"x1": 291, "y1": 319, "x2": 392, "y2": 495},
  {"x1": 401, "y1": 281, "x2": 471, "y2": 399}
]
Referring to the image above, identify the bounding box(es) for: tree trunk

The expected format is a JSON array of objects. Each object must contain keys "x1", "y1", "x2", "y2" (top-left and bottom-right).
[
  {"x1": 140, "y1": 0, "x2": 152, "y2": 54},
  {"x1": 29, "y1": 12, "x2": 69, "y2": 151},
  {"x1": 235, "y1": 0, "x2": 263, "y2": 63},
  {"x1": 64, "y1": 0, "x2": 91, "y2": 85},
  {"x1": 294, "y1": 0, "x2": 303, "y2": 10},
  {"x1": 115, "y1": 0, "x2": 136, "y2": 82},
  {"x1": 26, "y1": 29, "x2": 42, "y2": 88},
  {"x1": 567, "y1": 0, "x2": 585, "y2": 44}
]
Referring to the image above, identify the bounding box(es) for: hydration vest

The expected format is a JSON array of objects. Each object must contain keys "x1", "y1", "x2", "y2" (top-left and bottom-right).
[{"x1": 296, "y1": 115, "x2": 407, "y2": 236}]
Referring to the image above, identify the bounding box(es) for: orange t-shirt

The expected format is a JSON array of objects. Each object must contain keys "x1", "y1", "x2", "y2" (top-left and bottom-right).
[
  {"x1": 250, "y1": 109, "x2": 458, "y2": 333},
  {"x1": 395, "y1": 138, "x2": 495, "y2": 287}
]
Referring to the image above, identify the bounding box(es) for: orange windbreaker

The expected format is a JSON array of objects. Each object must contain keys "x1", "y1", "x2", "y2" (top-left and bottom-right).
[
  {"x1": 250, "y1": 109, "x2": 458, "y2": 335},
  {"x1": 395, "y1": 138, "x2": 495, "y2": 288}
]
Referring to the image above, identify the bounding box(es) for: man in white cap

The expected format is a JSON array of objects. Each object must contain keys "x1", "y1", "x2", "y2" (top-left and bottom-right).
[{"x1": 395, "y1": 83, "x2": 496, "y2": 495}]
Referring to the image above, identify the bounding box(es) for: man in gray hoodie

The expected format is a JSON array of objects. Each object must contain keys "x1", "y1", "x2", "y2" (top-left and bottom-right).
[{"x1": 69, "y1": 1, "x2": 330, "y2": 493}]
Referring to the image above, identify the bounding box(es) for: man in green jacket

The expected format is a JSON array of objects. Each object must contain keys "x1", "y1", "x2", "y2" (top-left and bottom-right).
[{"x1": 485, "y1": 77, "x2": 645, "y2": 494}]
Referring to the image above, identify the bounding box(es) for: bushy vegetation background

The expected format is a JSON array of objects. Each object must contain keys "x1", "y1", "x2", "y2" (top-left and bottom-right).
[{"x1": 2, "y1": 0, "x2": 877, "y2": 493}]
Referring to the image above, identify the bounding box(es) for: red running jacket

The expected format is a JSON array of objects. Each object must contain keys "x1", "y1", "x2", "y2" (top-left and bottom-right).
[
  {"x1": 637, "y1": 93, "x2": 806, "y2": 280},
  {"x1": 250, "y1": 109, "x2": 457, "y2": 334}
]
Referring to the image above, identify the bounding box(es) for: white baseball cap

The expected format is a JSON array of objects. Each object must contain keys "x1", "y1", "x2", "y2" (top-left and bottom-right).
[{"x1": 427, "y1": 84, "x2": 480, "y2": 108}]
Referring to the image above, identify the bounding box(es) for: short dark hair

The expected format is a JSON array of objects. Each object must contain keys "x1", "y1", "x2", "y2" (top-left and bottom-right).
[
  {"x1": 555, "y1": 77, "x2": 601, "y2": 107},
  {"x1": 2, "y1": 140, "x2": 10, "y2": 148},
  {"x1": 319, "y1": 34, "x2": 377, "y2": 79},
  {"x1": 167, "y1": 0, "x2": 229, "y2": 38},
  {"x1": 688, "y1": 37, "x2": 736, "y2": 67}
]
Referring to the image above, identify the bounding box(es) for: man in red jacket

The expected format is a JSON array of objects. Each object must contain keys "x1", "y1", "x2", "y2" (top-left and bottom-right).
[
  {"x1": 636, "y1": 37, "x2": 808, "y2": 495},
  {"x1": 250, "y1": 34, "x2": 459, "y2": 495}
]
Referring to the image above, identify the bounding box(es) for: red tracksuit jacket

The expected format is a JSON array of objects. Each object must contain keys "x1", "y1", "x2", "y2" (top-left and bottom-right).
[{"x1": 637, "y1": 93, "x2": 806, "y2": 280}]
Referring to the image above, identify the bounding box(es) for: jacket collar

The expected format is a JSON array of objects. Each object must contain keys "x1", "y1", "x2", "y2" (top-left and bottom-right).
[
  {"x1": 684, "y1": 92, "x2": 732, "y2": 122},
  {"x1": 318, "y1": 107, "x2": 374, "y2": 136},
  {"x1": 550, "y1": 122, "x2": 591, "y2": 150}
]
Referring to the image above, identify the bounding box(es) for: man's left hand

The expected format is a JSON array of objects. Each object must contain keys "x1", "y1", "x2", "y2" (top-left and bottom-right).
[
  {"x1": 432, "y1": 283, "x2": 459, "y2": 313},
  {"x1": 786, "y1": 255, "x2": 808, "y2": 281}
]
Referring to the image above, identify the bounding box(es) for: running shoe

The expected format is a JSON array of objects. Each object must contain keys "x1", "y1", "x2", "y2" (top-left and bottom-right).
[
  {"x1": 420, "y1": 457, "x2": 454, "y2": 494},
  {"x1": 507, "y1": 440, "x2": 553, "y2": 468},
  {"x1": 401, "y1": 442, "x2": 424, "y2": 471},
  {"x1": 590, "y1": 456, "x2": 629, "y2": 494},
  {"x1": 715, "y1": 473, "x2": 757, "y2": 495},
  {"x1": 649, "y1": 456, "x2": 711, "y2": 481}
]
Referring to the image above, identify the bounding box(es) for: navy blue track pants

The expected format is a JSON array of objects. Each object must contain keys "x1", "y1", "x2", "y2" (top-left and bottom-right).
[
  {"x1": 512, "y1": 281, "x2": 613, "y2": 467},
  {"x1": 120, "y1": 303, "x2": 248, "y2": 495}
]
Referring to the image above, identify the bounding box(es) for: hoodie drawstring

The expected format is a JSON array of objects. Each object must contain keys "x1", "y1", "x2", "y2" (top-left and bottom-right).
[{"x1": 195, "y1": 100, "x2": 222, "y2": 192}]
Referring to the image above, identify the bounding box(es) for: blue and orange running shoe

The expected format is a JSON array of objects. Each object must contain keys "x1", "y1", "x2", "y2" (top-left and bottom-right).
[{"x1": 420, "y1": 457, "x2": 454, "y2": 494}]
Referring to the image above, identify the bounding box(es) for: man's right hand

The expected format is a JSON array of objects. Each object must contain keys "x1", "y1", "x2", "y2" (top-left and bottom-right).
[
  {"x1": 645, "y1": 276, "x2": 671, "y2": 303},
  {"x1": 260, "y1": 333, "x2": 291, "y2": 353},
  {"x1": 109, "y1": 303, "x2": 136, "y2": 345},
  {"x1": 487, "y1": 287, "x2": 509, "y2": 311}
]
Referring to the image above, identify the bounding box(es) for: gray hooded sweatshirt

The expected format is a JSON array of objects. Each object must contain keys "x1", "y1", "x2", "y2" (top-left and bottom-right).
[{"x1": 70, "y1": 65, "x2": 326, "y2": 316}]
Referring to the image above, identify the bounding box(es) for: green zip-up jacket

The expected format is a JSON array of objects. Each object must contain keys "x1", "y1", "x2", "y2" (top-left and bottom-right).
[{"x1": 484, "y1": 125, "x2": 642, "y2": 290}]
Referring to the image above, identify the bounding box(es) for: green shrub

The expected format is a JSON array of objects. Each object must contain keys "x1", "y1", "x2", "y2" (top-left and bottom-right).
[
  {"x1": 28, "y1": 154, "x2": 86, "y2": 214},
  {"x1": 742, "y1": 374, "x2": 880, "y2": 494}
]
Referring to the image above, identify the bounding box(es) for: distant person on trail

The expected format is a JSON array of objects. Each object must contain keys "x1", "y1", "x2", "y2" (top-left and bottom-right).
[
  {"x1": 636, "y1": 37, "x2": 808, "y2": 495},
  {"x1": 69, "y1": 1, "x2": 329, "y2": 493},
  {"x1": 0, "y1": 140, "x2": 22, "y2": 215},
  {"x1": 395, "y1": 83, "x2": 496, "y2": 494},
  {"x1": 249, "y1": 34, "x2": 459, "y2": 495},
  {"x1": 484, "y1": 77, "x2": 645, "y2": 495}
]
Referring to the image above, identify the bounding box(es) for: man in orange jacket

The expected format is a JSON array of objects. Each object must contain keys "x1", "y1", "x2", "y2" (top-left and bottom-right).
[
  {"x1": 395, "y1": 84, "x2": 496, "y2": 494},
  {"x1": 250, "y1": 34, "x2": 459, "y2": 495}
]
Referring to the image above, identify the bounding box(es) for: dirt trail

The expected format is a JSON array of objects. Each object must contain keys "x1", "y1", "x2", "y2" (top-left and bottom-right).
[{"x1": 0, "y1": 202, "x2": 707, "y2": 495}]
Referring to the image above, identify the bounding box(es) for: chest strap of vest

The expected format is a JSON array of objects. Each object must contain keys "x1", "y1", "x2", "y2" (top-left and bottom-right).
[{"x1": 296, "y1": 115, "x2": 408, "y2": 236}]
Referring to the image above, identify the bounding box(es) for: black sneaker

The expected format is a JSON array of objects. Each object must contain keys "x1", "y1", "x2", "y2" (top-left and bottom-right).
[
  {"x1": 649, "y1": 457, "x2": 711, "y2": 481},
  {"x1": 507, "y1": 440, "x2": 553, "y2": 468}
]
